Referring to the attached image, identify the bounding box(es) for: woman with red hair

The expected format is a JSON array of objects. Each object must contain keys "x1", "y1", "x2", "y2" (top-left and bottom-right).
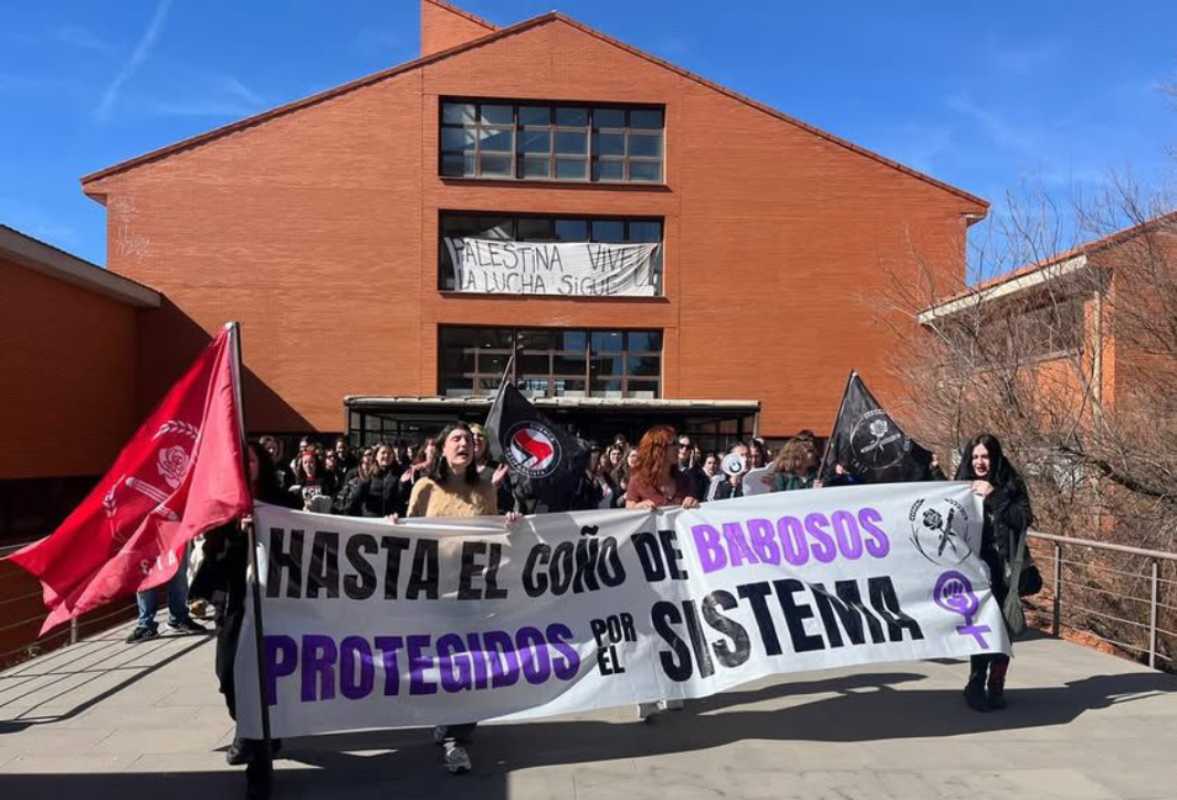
[
  {"x1": 624, "y1": 425, "x2": 699, "y2": 721},
  {"x1": 624, "y1": 425, "x2": 702, "y2": 511}
]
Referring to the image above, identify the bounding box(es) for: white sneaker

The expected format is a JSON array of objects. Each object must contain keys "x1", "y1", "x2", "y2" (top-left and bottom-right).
[
  {"x1": 637, "y1": 702, "x2": 660, "y2": 721},
  {"x1": 443, "y1": 742, "x2": 471, "y2": 775}
]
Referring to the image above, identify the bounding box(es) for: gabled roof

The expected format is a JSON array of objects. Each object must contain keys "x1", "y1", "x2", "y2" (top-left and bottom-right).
[
  {"x1": 423, "y1": 0, "x2": 497, "y2": 34},
  {"x1": 0, "y1": 224, "x2": 160, "y2": 307},
  {"x1": 81, "y1": 10, "x2": 987, "y2": 212},
  {"x1": 918, "y1": 211, "x2": 1177, "y2": 322}
]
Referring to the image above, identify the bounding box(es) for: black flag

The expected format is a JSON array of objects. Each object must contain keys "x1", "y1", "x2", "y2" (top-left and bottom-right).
[
  {"x1": 485, "y1": 382, "x2": 588, "y2": 510},
  {"x1": 818, "y1": 371, "x2": 934, "y2": 484}
]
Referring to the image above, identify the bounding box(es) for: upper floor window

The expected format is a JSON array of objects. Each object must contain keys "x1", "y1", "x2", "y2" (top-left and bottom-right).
[{"x1": 440, "y1": 100, "x2": 664, "y2": 183}]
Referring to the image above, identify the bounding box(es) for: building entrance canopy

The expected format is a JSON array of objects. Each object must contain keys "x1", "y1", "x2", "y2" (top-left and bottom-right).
[{"x1": 344, "y1": 395, "x2": 759, "y2": 455}]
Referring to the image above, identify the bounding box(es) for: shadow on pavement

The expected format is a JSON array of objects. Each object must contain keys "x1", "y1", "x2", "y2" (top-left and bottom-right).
[{"x1": 3, "y1": 669, "x2": 1174, "y2": 800}]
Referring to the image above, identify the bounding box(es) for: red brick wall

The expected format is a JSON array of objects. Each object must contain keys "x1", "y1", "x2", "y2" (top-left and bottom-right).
[
  {"x1": 421, "y1": 0, "x2": 495, "y2": 57},
  {"x1": 0, "y1": 256, "x2": 139, "y2": 479},
  {"x1": 85, "y1": 17, "x2": 981, "y2": 438}
]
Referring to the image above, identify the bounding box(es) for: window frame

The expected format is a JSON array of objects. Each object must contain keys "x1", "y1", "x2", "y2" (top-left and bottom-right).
[
  {"x1": 439, "y1": 99, "x2": 665, "y2": 185},
  {"x1": 438, "y1": 326, "x2": 663, "y2": 399}
]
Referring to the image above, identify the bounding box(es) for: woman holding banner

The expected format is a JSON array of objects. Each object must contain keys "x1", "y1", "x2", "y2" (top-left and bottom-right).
[
  {"x1": 625, "y1": 424, "x2": 700, "y2": 720},
  {"x1": 954, "y1": 433, "x2": 1033, "y2": 712},
  {"x1": 406, "y1": 421, "x2": 520, "y2": 775},
  {"x1": 191, "y1": 440, "x2": 294, "y2": 767}
]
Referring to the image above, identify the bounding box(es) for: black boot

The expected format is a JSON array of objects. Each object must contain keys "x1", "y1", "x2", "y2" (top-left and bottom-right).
[
  {"x1": 245, "y1": 756, "x2": 272, "y2": 800},
  {"x1": 987, "y1": 657, "x2": 1009, "y2": 710},
  {"x1": 964, "y1": 657, "x2": 989, "y2": 712}
]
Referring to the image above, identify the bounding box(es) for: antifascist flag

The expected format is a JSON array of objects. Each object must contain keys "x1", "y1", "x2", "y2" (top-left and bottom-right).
[
  {"x1": 818, "y1": 371, "x2": 933, "y2": 484},
  {"x1": 485, "y1": 382, "x2": 588, "y2": 509},
  {"x1": 4, "y1": 325, "x2": 252, "y2": 634}
]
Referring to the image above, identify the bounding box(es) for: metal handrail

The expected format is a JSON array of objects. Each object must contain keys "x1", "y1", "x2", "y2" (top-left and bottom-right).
[
  {"x1": 0, "y1": 540, "x2": 38, "y2": 557},
  {"x1": 1029, "y1": 530, "x2": 1177, "y2": 562},
  {"x1": 1028, "y1": 530, "x2": 1175, "y2": 670}
]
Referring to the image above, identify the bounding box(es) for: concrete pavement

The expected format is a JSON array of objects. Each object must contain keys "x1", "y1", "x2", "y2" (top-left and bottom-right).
[{"x1": 1, "y1": 623, "x2": 1175, "y2": 799}]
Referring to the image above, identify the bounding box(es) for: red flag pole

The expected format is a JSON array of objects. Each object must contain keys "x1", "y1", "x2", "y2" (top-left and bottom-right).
[{"x1": 227, "y1": 322, "x2": 274, "y2": 791}]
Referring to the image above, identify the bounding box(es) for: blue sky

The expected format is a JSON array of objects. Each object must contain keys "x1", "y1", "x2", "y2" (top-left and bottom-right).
[{"x1": 2, "y1": 0, "x2": 1174, "y2": 279}]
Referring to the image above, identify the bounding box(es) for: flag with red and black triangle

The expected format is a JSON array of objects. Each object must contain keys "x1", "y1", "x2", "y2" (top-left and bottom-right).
[{"x1": 485, "y1": 381, "x2": 588, "y2": 509}]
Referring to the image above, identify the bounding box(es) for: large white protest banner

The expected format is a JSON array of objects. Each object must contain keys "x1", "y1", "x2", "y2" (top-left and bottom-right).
[
  {"x1": 235, "y1": 482, "x2": 1008, "y2": 737},
  {"x1": 443, "y1": 237, "x2": 660, "y2": 297}
]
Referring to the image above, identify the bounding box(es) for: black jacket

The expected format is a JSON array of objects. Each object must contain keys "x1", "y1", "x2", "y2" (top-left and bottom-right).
[
  {"x1": 347, "y1": 467, "x2": 405, "y2": 518},
  {"x1": 713, "y1": 475, "x2": 744, "y2": 501}
]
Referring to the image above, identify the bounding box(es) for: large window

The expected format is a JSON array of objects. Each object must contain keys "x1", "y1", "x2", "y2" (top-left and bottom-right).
[
  {"x1": 440, "y1": 100, "x2": 664, "y2": 183},
  {"x1": 439, "y1": 327, "x2": 663, "y2": 399},
  {"x1": 438, "y1": 212, "x2": 663, "y2": 291},
  {"x1": 969, "y1": 296, "x2": 1085, "y2": 366}
]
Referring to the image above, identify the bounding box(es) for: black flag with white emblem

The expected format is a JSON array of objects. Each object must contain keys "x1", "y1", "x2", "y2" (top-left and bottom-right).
[{"x1": 818, "y1": 371, "x2": 934, "y2": 484}]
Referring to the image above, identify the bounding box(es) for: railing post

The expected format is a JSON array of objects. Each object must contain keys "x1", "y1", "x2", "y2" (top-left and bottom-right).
[
  {"x1": 69, "y1": 617, "x2": 78, "y2": 646},
  {"x1": 1052, "y1": 543, "x2": 1062, "y2": 637},
  {"x1": 1149, "y1": 559, "x2": 1159, "y2": 670}
]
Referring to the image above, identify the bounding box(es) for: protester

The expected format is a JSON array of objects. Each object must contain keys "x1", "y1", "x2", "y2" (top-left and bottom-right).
[
  {"x1": 333, "y1": 447, "x2": 374, "y2": 514},
  {"x1": 713, "y1": 441, "x2": 749, "y2": 501},
  {"x1": 347, "y1": 443, "x2": 403, "y2": 518},
  {"x1": 771, "y1": 438, "x2": 817, "y2": 492},
  {"x1": 605, "y1": 443, "x2": 624, "y2": 475},
  {"x1": 592, "y1": 445, "x2": 622, "y2": 508},
  {"x1": 624, "y1": 424, "x2": 699, "y2": 720},
  {"x1": 189, "y1": 440, "x2": 293, "y2": 768},
  {"x1": 676, "y1": 435, "x2": 709, "y2": 502},
  {"x1": 470, "y1": 422, "x2": 513, "y2": 513},
  {"x1": 953, "y1": 433, "x2": 1032, "y2": 712},
  {"x1": 748, "y1": 437, "x2": 768, "y2": 469},
  {"x1": 289, "y1": 448, "x2": 336, "y2": 512},
  {"x1": 125, "y1": 554, "x2": 208, "y2": 642},
  {"x1": 618, "y1": 446, "x2": 640, "y2": 499},
  {"x1": 258, "y1": 435, "x2": 292, "y2": 491},
  {"x1": 332, "y1": 437, "x2": 354, "y2": 472},
  {"x1": 701, "y1": 451, "x2": 719, "y2": 481},
  {"x1": 404, "y1": 422, "x2": 520, "y2": 775}
]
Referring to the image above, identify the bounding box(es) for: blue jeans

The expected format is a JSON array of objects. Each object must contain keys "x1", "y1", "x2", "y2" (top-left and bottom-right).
[{"x1": 136, "y1": 565, "x2": 191, "y2": 631}]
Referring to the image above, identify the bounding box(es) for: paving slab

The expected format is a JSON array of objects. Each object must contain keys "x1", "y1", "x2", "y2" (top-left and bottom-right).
[{"x1": 0, "y1": 623, "x2": 1174, "y2": 800}]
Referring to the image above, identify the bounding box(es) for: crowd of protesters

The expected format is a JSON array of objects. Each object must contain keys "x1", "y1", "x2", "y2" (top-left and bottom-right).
[
  {"x1": 250, "y1": 427, "x2": 844, "y2": 522},
  {"x1": 169, "y1": 422, "x2": 1027, "y2": 783}
]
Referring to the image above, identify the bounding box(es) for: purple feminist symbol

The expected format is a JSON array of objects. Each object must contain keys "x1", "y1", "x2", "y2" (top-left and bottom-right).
[{"x1": 933, "y1": 570, "x2": 992, "y2": 648}]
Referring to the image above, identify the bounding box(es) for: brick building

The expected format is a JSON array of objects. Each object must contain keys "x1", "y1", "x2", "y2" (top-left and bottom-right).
[
  {"x1": 0, "y1": 225, "x2": 159, "y2": 543},
  {"x1": 0, "y1": 225, "x2": 158, "y2": 656},
  {"x1": 77, "y1": 0, "x2": 986, "y2": 452}
]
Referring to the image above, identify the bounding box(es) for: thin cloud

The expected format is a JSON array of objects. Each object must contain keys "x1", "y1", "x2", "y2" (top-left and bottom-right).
[
  {"x1": 152, "y1": 100, "x2": 258, "y2": 118},
  {"x1": 219, "y1": 75, "x2": 266, "y2": 108},
  {"x1": 94, "y1": 0, "x2": 172, "y2": 122},
  {"x1": 946, "y1": 94, "x2": 1036, "y2": 154},
  {"x1": 151, "y1": 74, "x2": 267, "y2": 119}
]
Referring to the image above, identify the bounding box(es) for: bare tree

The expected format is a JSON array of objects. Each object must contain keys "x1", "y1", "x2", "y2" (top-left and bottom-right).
[{"x1": 881, "y1": 176, "x2": 1177, "y2": 668}]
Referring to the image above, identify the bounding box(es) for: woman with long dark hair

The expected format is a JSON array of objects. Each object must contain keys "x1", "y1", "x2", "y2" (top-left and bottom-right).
[
  {"x1": 405, "y1": 422, "x2": 520, "y2": 774},
  {"x1": 954, "y1": 433, "x2": 1033, "y2": 712}
]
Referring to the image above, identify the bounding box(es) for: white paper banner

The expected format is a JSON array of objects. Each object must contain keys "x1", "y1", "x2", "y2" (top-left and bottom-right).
[
  {"x1": 235, "y1": 482, "x2": 1008, "y2": 737},
  {"x1": 741, "y1": 465, "x2": 775, "y2": 496},
  {"x1": 444, "y1": 238, "x2": 660, "y2": 296}
]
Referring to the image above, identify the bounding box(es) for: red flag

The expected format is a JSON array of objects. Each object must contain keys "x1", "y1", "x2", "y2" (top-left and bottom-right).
[{"x1": 5, "y1": 325, "x2": 252, "y2": 634}]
